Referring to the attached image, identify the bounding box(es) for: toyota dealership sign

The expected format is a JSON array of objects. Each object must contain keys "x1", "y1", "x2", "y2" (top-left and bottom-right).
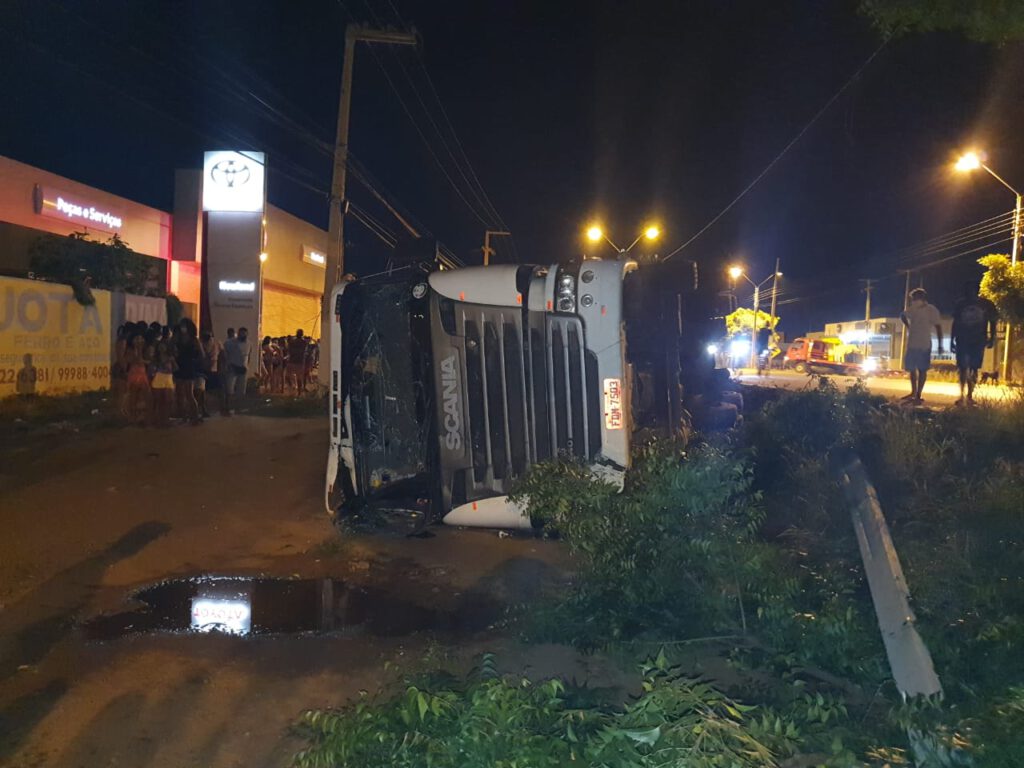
[{"x1": 202, "y1": 151, "x2": 266, "y2": 212}]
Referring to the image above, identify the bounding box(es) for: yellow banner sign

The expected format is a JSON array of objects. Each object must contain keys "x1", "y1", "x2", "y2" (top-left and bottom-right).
[{"x1": 0, "y1": 277, "x2": 111, "y2": 397}]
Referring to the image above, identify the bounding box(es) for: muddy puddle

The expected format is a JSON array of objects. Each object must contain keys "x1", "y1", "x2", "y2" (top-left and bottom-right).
[{"x1": 84, "y1": 577, "x2": 498, "y2": 640}]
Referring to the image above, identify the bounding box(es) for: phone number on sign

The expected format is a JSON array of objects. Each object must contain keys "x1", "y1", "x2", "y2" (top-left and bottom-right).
[{"x1": 0, "y1": 365, "x2": 110, "y2": 385}]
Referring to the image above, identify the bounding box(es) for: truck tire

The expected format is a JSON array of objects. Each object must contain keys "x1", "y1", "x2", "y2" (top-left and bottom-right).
[{"x1": 794, "y1": 361, "x2": 808, "y2": 374}]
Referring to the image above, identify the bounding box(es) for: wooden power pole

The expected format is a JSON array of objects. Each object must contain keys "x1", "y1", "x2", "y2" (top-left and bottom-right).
[
  {"x1": 860, "y1": 278, "x2": 875, "y2": 356},
  {"x1": 482, "y1": 230, "x2": 511, "y2": 265},
  {"x1": 320, "y1": 24, "x2": 417, "y2": 381}
]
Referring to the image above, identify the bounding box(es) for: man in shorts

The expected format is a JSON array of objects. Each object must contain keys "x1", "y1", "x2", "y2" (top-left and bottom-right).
[
  {"x1": 951, "y1": 281, "x2": 997, "y2": 406},
  {"x1": 900, "y1": 288, "x2": 943, "y2": 404}
]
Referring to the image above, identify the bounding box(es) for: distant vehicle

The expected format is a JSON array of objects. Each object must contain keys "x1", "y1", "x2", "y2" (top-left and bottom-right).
[
  {"x1": 325, "y1": 258, "x2": 690, "y2": 532},
  {"x1": 783, "y1": 337, "x2": 865, "y2": 375}
]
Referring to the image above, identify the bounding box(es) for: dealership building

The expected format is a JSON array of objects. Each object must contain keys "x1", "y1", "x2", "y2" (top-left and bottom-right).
[{"x1": 0, "y1": 152, "x2": 328, "y2": 340}]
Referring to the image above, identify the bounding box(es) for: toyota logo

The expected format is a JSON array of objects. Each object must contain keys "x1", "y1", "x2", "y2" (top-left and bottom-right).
[{"x1": 210, "y1": 159, "x2": 251, "y2": 188}]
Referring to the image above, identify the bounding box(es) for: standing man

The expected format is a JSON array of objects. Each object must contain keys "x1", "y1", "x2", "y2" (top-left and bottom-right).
[
  {"x1": 222, "y1": 326, "x2": 252, "y2": 414},
  {"x1": 951, "y1": 281, "x2": 998, "y2": 406},
  {"x1": 900, "y1": 288, "x2": 943, "y2": 404},
  {"x1": 286, "y1": 329, "x2": 309, "y2": 395}
]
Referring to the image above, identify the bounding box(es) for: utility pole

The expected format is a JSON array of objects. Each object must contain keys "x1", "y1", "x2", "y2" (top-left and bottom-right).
[
  {"x1": 749, "y1": 284, "x2": 760, "y2": 370},
  {"x1": 768, "y1": 258, "x2": 781, "y2": 330},
  {"x1": 320, "y1": 24, "x2": 417, "y2": 382},
  {"x1": 768, "y1": 258, "x2": 780, "y2": 370},
  {"x1": 1001, "y1": 191, "x2": 1021, "y2": 382},
  {"x1": 482, "y1": 230, "x2": 511, "y2": 266},
  {"x1": 861, "y1": 278, "x2": 875, "y2": 358}
]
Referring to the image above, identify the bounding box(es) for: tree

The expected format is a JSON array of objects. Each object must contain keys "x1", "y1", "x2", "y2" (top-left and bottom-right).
[
  {"x1": 979, "y1": 253, "x2": 1024, "y2": 380},
  {"x1": 860, "y1": 0, "x2": 1024, "y2": 43},
  {"x1": 28, "y1": 231, "x2": 166, "y2": 298},
  {"x1": 978, "y1": 254, "x2": 1024, "y2": 324},
  {"x1": 725, "y1": 307, "x2": 779, "y2": 338}
]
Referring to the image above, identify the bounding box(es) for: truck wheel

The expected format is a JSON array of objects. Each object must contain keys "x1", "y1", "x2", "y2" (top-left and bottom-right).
[{"x1": 794, "y1": 362, "x2": 807, "y2": 374}]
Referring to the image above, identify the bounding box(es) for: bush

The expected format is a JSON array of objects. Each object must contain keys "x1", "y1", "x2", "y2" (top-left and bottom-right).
[
  {"x1": 512, "y1": 436, "x2": 888, "y2": 691},
  {"x1": 294, "y1": 653, "x2": 792, "y2": 768},
  {"x1": 512, "y1": 442, "x2": 768, "y2": 645}
]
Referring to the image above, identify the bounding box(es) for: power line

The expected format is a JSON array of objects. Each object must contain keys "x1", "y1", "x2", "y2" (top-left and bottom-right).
[
  {"x1": 771, "y1": 236, "x2": 1013, "y2": 310},
  {"x1": 410, "y1": 52, "x2": 519, "y2": 263},
  {"x1": 664, "y1": 38, "x2": 889, "y2": 262},
  {"x1": 389, "y1": 51, "x2": 503, "y2": 227},
  {"x1": 362, "y1": 42, "x2": 498, "y2": 229},
  {"x1": 348, "y1": 0, "x2": 516, "y2": 260},
  {"x1": 895, "y1": 212, "x2": 1014, "y2": 264},
  {"x1": 349, "y1": 202, "x2": 398, "y2": 247},
  {"x1": 764, "y1": 211, "x2": 1016, "y2": 306}
]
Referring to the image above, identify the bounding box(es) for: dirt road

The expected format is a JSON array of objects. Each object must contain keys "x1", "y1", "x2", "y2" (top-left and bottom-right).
[{"x1": 0, "y1": 415, "x2": 574, "y2": 767}]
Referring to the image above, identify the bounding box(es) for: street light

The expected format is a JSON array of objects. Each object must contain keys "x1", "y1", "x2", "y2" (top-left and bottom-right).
[
  {"x1": 728, "y1": 264, "x2": 782, "y2": 370},
  {"x1": 583, "y1": 222, "x2": 662, "y2": 257},
  {"x1": 955, "y1": 150, "x2": 1022, "y2": 381}
]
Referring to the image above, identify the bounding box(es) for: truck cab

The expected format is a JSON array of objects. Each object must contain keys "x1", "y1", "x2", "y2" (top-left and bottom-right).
[{"x1": 326, "y1": 258, "x2": 685, "y2": 530}]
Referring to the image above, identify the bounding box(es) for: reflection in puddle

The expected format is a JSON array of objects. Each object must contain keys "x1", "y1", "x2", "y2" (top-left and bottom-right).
[{"x1": 84, "y1": 577, "x2": 493, "y2": 640}]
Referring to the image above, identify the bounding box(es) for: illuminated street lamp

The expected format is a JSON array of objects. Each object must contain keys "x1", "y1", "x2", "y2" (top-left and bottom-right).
[
  {"x1": 584, "y1": 222, "x2": 662, "y2": 257},
  {"x1": 728, "y1": 264, "x2": 782, "y2": 370},
  {"x1": 955, "y1": 150, "x2": 1022, "y2": 380}
]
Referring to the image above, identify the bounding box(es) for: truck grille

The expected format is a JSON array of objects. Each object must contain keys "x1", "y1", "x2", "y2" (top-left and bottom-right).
[{"x1": 454, "y1": 308, "x2": 596, "y2": 500}]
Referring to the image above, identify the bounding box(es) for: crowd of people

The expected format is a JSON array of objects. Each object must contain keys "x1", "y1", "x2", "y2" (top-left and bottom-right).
[
  {"x1": 112, "y1": 321, "x2": 319, "y2": 426},
  {"x1": 258, "y1": 330, "x2": 319, "y2": 396},
  {"x1": 113, "y1": 319, "x2": 254, "y2": 426}
]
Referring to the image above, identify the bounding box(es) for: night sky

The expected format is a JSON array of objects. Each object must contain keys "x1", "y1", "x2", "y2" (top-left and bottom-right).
[{"x1": 2, "y1": 0, "x2": 1022, "y2": 335}]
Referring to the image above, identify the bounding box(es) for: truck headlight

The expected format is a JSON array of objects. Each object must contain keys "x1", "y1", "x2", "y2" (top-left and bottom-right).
[{"x1": 556, "y1": 271, "x2": 576, "y2": 313}]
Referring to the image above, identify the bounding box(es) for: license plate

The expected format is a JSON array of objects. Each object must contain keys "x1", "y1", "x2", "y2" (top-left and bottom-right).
[
  {"x1": 191, "y1": 598, "x2": 252, "y2": 635},
  {"x1": 603, "y1": 377, "x2": 623, "y2": 430}
]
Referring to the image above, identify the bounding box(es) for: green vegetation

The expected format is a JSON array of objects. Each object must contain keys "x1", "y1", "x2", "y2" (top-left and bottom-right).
[
  {"x1": 29, "y1": 231, "x2": 167, "y2": 297},
  {"x1": 295, "y1": 382, "x2": 1024, "y2": 765},
  {"x1": 295, "y1": 653, "x2": 795, "y2": 768},
  {"x1": 860, "y1": 0, "x2": 1024, "y2": 43}
]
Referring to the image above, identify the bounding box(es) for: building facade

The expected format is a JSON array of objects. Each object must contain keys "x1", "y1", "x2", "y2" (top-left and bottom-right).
[{"x1": 0, "y1": 153, "x2": 329, "y2": 343}]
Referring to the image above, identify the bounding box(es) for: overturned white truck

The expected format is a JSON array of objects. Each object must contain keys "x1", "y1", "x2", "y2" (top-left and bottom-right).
[{"x1": 325, "y1": 258, "x2": 688, "y2": 530}]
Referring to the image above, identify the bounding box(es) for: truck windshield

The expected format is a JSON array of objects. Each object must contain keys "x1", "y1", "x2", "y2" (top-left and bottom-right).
[{"x1": 338, "y1": 278, "x2": 432, "y2": 507}]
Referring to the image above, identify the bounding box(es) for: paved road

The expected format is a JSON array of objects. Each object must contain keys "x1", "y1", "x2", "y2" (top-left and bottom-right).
[
  {"x1": 735, "y1": 369, "x2": 1019, "y2": 406},
  {"x1": 0, "y1": 414, "x2": 571, "y2": 768}
]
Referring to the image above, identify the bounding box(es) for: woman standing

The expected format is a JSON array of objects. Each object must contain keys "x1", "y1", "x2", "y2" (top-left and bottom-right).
[
  {"x1": 123, "y1": 330, "x2": 151, "y2": 425},
  {"x1": 151, "y1": 337, "x2": 176, "y2": 427},
  {"x1": 174, "y1": 318, "x2": 203, "y2": 425}
]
